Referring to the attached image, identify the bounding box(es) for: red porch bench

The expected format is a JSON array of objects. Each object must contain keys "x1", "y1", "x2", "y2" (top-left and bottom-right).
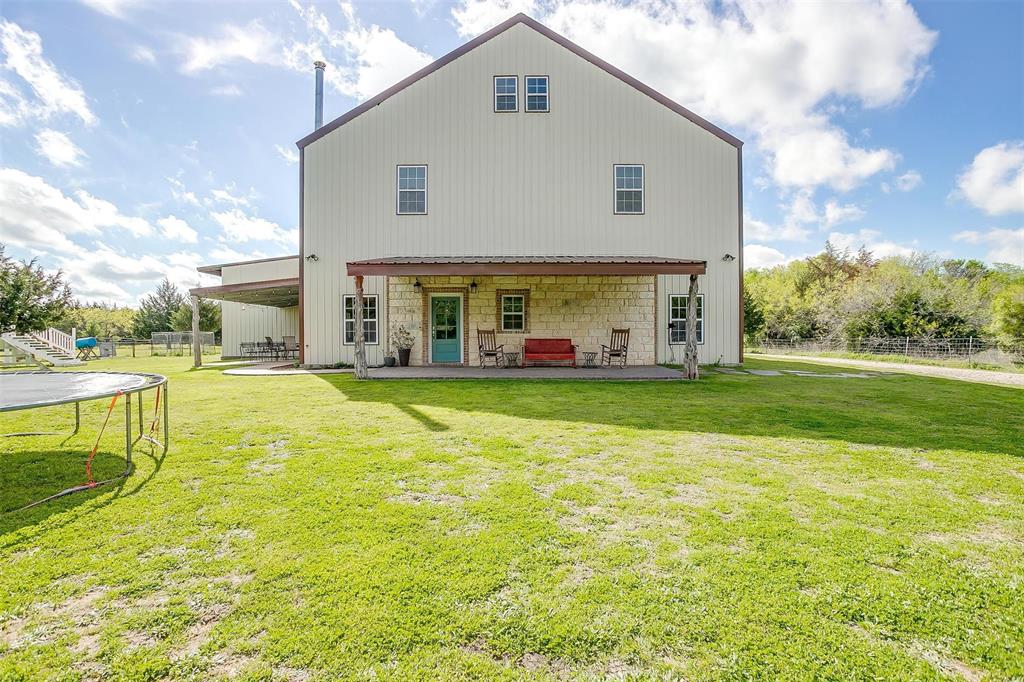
[{"x1": 524, "y1": 338, "x2": 577, "y2": 367}]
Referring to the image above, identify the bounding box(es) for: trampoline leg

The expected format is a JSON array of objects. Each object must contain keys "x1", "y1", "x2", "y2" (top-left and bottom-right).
[
  {"x1": 163, "y1": 383, "x2": 169, "y2": 454},
  {"x1": 125, "y1": 393, "x2": 133, "y2": 467},
  {"x1": 74, "y1": 402, "x2": 80, "y2": 435},
  {"x1": 138, "y1": 392, "x2": 143, "y2": 438}
]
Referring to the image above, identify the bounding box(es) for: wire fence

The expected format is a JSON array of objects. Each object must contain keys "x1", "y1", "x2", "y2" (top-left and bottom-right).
[
  {"x1": 87, "y1": 337, "x2": 221, "y2": 358},
  {"x1": 750, "y1": 337, "x2": 1024, "y2": 369}
]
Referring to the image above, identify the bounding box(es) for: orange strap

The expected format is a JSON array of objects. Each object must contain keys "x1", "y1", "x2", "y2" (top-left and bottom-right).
[{"x1": 84, "y1": 391, "x2": 121, "y2": 487}]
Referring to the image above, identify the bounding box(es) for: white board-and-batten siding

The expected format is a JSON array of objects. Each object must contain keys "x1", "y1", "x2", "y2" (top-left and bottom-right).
[
  {"x1": 302, "y1": 21, "x2": 740, "y2": 366},
  {"x1": 219, "y1": 258, "x2": 299, "y2": 359}
]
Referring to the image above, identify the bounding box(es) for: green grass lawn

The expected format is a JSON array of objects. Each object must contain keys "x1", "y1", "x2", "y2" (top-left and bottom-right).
[{"x1": 1, "y1": 357, "x2": 1022, "y2": 681}]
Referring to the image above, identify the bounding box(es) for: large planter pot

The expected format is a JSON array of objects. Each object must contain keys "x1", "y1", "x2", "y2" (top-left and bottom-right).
[
  {"x1": 383, "y1": 356, "x2": 397, "y2": 367},
  {"x1": 397, "y1": 348, "x2": 411, "y2": 367}
]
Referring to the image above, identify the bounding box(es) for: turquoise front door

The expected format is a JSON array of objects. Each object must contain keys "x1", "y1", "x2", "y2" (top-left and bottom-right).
[{"x1": 430, "y1": 296, "x2": 461, "y2": 363}]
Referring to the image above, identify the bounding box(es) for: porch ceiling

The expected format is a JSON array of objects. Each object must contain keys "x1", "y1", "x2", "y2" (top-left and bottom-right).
[
  {"x1": 189, "y1": 278, "x2": 299, "y2": 308},
  {"x1": 346, "y1": 256, "x2": 706, "y2": 276}
]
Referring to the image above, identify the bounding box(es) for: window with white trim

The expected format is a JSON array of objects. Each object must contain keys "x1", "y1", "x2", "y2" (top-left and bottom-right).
[
  {"x1": 494, "y1": 76, "x2": 517, "y2": 112},
  {"x1": 525, "y1": 76, "x2": 549, "y2": 112},
  {"x1": 396, "y1": 165, "x2": 426, "y2": 214},
  {"x1": 343, "y1": 294, "x2": 378, "y2": 344},
  {"x1": 500, "y1": 294, "x2": 526, "y2": 332},
  {"x1": 669, "y1": 294, "x2": 703, "y2": 344},
  {"x1": 614, "y1": 164, "x2": 644, "y2": 214}
]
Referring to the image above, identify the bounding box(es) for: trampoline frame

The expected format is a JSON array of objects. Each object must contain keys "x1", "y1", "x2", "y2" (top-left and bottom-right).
[{"x1": 1, "y1": 370, "x2": 169, "y2": 508}]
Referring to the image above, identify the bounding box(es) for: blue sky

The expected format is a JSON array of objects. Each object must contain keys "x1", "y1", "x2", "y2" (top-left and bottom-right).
[{"x1": 1, "y1": 0, "x2": 1022, "y2": 304}]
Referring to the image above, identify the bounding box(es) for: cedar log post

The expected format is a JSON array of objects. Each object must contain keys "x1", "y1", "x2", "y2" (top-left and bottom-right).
[
  {"x1": 353, "y1": 275, "x2": 368, "y2": 379},
  {"x1": 682, "y1": 274, "x2": 699, "y2": 380},
  {"x1": 191, "y1": 295, "x2": 202, "y2": 368}
]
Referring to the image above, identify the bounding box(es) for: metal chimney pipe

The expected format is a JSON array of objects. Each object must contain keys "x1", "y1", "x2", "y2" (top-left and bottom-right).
[{"x1": 314, "y1": 61, "x2": 326, "y2": 130}]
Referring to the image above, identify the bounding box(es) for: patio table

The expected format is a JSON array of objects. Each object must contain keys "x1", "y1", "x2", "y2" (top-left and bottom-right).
[
  {"x1": 581, "y1": 351, "x2": 598, "y2": 368},
  {"x1": 503, "y1": 351, "x2": 521, "y2": 368}
]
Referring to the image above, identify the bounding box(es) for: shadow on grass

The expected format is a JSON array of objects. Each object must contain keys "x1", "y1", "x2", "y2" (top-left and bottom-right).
[{"x1": 314, "y1": 358, "x2": 1024, "y2": 457}]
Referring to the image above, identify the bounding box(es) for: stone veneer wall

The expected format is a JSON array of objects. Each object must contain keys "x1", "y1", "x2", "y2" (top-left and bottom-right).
[{"x1": 387, "y1": 275, "x2": 656, "y2": 366}]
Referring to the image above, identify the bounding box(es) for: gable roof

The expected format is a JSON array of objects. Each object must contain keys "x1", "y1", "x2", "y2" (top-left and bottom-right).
[{"x1": 295, "y1": 13, "x2": 742, "y2": 150}]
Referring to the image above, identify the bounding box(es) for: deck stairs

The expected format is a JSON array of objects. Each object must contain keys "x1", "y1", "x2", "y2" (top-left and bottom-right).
[{"x1": 1, "y1": 331, "x2": 83, "y2": 367}]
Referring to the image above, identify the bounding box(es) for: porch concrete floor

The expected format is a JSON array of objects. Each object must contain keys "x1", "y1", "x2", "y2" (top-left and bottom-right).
[{"x1": 368, "y1": 365, "x2": 683, "y2": 380}]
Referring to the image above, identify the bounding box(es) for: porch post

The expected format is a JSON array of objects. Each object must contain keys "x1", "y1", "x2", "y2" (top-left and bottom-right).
[
  {"x1": 191, "y1": 295, "x2": 202, "y2": 368},
  {"x1": 683, "y1": 274, "x2": 699, "y2": 380},
  {"x1": 353, "y1": 275, "x2": 368, "y2": 379}
]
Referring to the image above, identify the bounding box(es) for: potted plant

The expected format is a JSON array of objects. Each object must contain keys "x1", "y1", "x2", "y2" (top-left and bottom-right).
[
  {"x1": 383, "y1": 354, "x2": 397, "y2": 367},
  {"x1": 389, "y1": 325, "x2": 415, "y2": 367}
]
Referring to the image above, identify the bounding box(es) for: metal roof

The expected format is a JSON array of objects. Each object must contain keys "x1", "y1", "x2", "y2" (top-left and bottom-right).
[{"x1": 347, "y1": 256, "x2": 706, "y2": 276}]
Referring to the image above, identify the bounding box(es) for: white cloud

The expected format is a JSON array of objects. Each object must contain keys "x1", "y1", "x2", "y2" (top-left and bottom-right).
[
  {"x1": 828, "y1": 228, "x2": 916, "y2": 258},
  {"x1": 0, "y1": 168, "x2": 152, "y2": 255},
  {"x1": 882, "y1": 169, "x2": 922, "y2": 193},
  {"x1": 34, "y1": 129, "x2": 86, "y2": 167},
  {"x1": 209, "y1": 185, "x2": 252, "y2": 207},
  {"x1": 275, "y1": 144, "x2": 299, "y2": 165},
  {"x1": 167, "y1": 175, "x2": 200, "y2": 206},
  {"x1": 744, "y1": 244, "x2": 789, "y2": 269},
  {"x1": 79, "y1": 0, "x2": 144, "y2": 19},
  {"x1": 451, "y1": 0, "x2": 536, "y2": 36},
  {"x1": 954, "y1": 227, "x2": 1024, "y2": 267},
  {"x1": 453, "y1": 0, "x2": 935, "y2": 192},
  {"x1": 208, "y1": 246, "x2": 271, "y2": 263},
  {"x1": 210, "y1": 84, "x2": 243, "y2": 97},
  {"x1": 130, "y1": 45, "x2": 157, "y2": 65},
  {"x1": 0, "y1": 20, "x2": 95, "y2": 127},
  {"x1": 57, "y1": 243, "x2": 214, "y2": 305},
  {"x1": 823, "y1": 199, "x2": 865, "y2": 228},
  {"x1": 211, "y1": 208, "x2": 295, "y2": 244},
  {"x1": 285, "y1": 1, "x2": 433, "y2": 101},
  {"x1": 157, "y1": 215, "x2": 198, "y2": 244},
  {"x1": 954, "y1": 142, "x2": 1024, "y2": 216},
  {"x1": 178, "y1": 20, "x2": 281, "y2": 74}
]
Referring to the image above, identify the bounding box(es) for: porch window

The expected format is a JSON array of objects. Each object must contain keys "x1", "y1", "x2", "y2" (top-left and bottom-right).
[
  {"x1": 669, "y1": 294, "x2": 703, "y2": 344},
  {"x1": 494, "y1": 76, "x2": 518, "y2": 112},
  {"x1": 397, "y1": 165, "x2": 427, "y2": 214},
  {"x1": 497, "y1": 290, "x2": 528, "y2": 332},
  {"x1": 525, "y1": 76, "x2": 549, "y2": 112},
  {"x1": 614, "y1": 164, "x2": 644, "y2": 214},
  {"x1": 343, "y1": 294, "x2": 379, "y2": 344}
]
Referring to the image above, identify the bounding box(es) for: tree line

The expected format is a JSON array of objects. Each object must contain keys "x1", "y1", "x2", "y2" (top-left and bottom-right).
[
  {"x1": 0, "y1": 246, "x2": 220, "y2": 339},
  {"x1": 744, "y1": 243, "x2": 1024, "y2": 344}
]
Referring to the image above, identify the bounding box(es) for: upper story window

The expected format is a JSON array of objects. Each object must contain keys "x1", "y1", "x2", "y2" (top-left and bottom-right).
[
  {"x1": 614, "y1": 164, "x2": 644, "y2": 214},
  {"x1": 525, "y1": 76, "x2": 549, "y2": 112},
  {"x1": 397, "y1": 165, "x2": 427, "y2": 214},
  {"x1": 494, "y1": 76, "x2": 518, "y2": 112}
]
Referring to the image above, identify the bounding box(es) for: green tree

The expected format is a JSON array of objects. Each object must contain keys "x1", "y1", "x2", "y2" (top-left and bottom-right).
[
  {"x1": 989, "y1": 284, "x2": 1024, "y2": 344},
  {"x1": 170, "y1": 298, "x2": 221, "y2": 334},
  {"x1": 0, "y1": 246, "x2": 73, "y2": 334},
  {"x1": 59, "y1": 303, "x2": 136, "y2": 339},
  {"x1": 132, "y1": 278, "x2": 184, "y2": 339}
]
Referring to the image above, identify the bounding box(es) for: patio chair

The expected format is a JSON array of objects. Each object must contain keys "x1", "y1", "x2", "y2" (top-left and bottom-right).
[
  {"x1": 282, "y1": 335, "x2": 298, "y2": 360},
  {"x1": 477, "y1": 329, "x2": 505, "y2": 368},
  {"x1": 240, "y1": 341, "x2": 255, "y2": 359},
  {"x1": 600, "y1": 328, "x2": 630, "y2": 368},
  {"x1": 264, "y1": 336, "x2": 282, "y2": 360}
]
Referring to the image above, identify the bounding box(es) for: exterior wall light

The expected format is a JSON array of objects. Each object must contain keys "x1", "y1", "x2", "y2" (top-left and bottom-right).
[
  {"x1": 469, "y1": 280, "x2": 478, "y2": 293},
  {"x1": 305, "y1": 254, "x2": 319, "y2": 262},
  {"x1": 722, "y1": 253, "x2": 736, "y2": 262},
  {"x1": 413, "y1": 279, "x2": 421, "y2": 290}
]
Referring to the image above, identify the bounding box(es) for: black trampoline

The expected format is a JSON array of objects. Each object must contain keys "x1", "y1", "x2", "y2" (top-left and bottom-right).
[{"x1": 1, "y1": 371, "x2": 168, "y2": 508}]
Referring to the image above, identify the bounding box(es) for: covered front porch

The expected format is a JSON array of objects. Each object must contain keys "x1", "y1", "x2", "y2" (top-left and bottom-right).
[{"x1": 345, "y1": 256, "x2": 707, "y2": 378}]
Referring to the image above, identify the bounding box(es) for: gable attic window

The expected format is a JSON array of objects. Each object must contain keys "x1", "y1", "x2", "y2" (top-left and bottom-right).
[
  {"x1": 614, "y1": 164, "x2": 644, "y2": 214},
  {"x1": 494, "y1": 76, "x2": 518, "y2": 112},
  {"x1": 397, "y1": 165, "x2": 427, "y2": 214},
  {"x1": 525, "y1": 76, "x2": 549, "y2": 112}
]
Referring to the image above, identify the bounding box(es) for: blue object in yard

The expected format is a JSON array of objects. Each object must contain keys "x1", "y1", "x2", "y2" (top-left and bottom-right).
[{"x1": 75, "y1": 337, "x2": 97, "y2": 349}]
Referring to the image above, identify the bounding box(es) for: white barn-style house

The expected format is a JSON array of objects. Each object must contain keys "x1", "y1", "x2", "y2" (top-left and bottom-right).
[{"x1": 192, "y1": 14, "x2": 743, "y2": 370}]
